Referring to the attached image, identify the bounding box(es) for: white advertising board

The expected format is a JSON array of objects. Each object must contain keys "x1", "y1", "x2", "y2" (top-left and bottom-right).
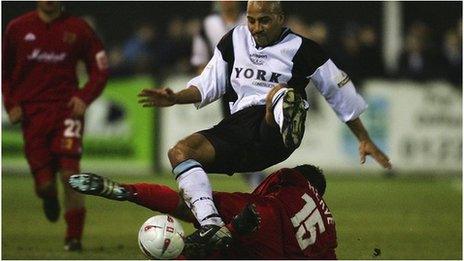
[{"x1": 160, "y1": 78, "x2": 462, "y2": 174}]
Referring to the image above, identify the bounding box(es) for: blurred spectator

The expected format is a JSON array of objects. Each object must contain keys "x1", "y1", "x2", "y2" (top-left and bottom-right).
[
  {"x1": 286, "y1": 16, "x2": 332, "y2": 49},
  {"x1": 333, "y1": 23, "x2": 364, "y2": 86},
  {"x1": 358, "y1": 25, "x2": 384, "y2": 78},
  {"x1": 307, "y1": 21, "x2": 330, "y2": 49},
  {"x1": 398, "y1": 21, "x2": 441, "y2": 81},
  {"x1": 441, "y1": 27, "x2": 462, "y2": 88},
  {"x1": 153, "y1": 17, "x2": 195, "y2": 85},
  {"x1": 286, "y1": 15, "x2": 310, "y2": 37},
  {"x1": 108, "y1": 45, "x2": 128, "y2": 77},
  {"x1": 122, "y1": 23, "x2": 157, "y2": 75},
  {"x1": 191, "y1": 1, "x2": 246, "y2": 73}
]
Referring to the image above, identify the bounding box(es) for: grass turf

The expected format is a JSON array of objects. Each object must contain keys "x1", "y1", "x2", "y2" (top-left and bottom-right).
[{"x1": 2, "y1": 173, "x2": 461, "y2": 259}]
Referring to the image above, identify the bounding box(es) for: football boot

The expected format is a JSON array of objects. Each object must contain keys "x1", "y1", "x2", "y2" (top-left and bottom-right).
[
  {"x1": 183, "y1": 224, "x2": 232, "y2": 258},
  {"x1": 64, "y1": 238, "x2": 82, "y2": 252},
  {"x1": 68, "y1": 173, "x2": 130, "y2": 201},
  {"x1": 281, "y1": 88, "x2": 309, "y2": 150}
]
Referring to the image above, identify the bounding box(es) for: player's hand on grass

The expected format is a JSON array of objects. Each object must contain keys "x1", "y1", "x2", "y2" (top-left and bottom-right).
[
  {"x1": 359, "y1": 140, "x2": 392, "y2": 169},
  {"x1": 138, "y1": 88, "x2": 176, "y2": 107},
  {"x1": 7, "y1": 105, "x2": 22, "y2": 124},
  {"x1": 68, "y1": 96, "x2": 87, "y2": 117},
  {"x1": 232, "y1": 203, "x2": 261, "y2": 235}
]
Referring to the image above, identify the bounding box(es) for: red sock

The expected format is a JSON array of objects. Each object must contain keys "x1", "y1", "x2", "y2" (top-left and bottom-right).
[
  {"x1": 124, "y1": 183, "x2": 180, "y2": 214},
  {"x1": 65, "y1": 208, "x2": 86, "y2": 240}
]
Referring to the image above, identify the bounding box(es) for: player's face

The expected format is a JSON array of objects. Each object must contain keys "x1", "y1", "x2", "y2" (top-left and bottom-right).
[
  {"x1": 247, "y1": 2, "x2": 285, "y2": 47},
  {"x1": 37, "y1": 1, "x2": 61, "y2": 15}
]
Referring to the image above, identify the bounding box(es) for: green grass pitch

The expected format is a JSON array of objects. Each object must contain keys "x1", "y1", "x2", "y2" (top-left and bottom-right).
[{"x1": 2, "y1": 172, "x2": 462, "y2": 259}]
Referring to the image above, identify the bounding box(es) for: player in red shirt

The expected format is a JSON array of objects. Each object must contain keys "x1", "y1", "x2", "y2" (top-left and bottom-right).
[
  {"x1": 69, "y1": 164, "x2": 337, "y2": 259},
  {"x1": 3, "y1": 1, "x2": 109, "y2": 251}
]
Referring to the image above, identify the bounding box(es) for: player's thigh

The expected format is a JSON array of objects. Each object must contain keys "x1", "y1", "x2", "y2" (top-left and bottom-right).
[
  {"x1": 203, "y1": 114, "x2": 292, "y2": 173},
  {"x1": 196, "y1": 127, "x2": 242, "y2": 174},
  {"x1": 21, "y1": 106, "x2": 56, "y2": 173},
  {"x1": 243, "y1": 120, "x2": 295, "y2": 170},
  {"x1": 197, "y1": 106, "x2": 268, "y2": 174}
]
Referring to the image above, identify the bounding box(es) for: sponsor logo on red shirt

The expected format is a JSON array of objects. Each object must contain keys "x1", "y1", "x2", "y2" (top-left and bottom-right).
[{"x1": 27, "y1": 48, "x2": 67, "y2": 63}]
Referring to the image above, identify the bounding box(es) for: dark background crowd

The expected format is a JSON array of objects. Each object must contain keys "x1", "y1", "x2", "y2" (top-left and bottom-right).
[{"x1": 3, "y1": 1, "x2": 462, "y2": 89}]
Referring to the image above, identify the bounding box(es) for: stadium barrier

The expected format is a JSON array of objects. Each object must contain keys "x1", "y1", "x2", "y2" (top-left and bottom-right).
[
  {"x1": 2, "y1": 76, "x2": 155, "y2": 175},
  {"x1": 2, "y1": 76, "x2": 461, "y2": 175}
]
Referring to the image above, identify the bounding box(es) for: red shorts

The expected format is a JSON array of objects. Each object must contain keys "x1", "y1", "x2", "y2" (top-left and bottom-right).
[{"x1": 21, "y1": 102, "x2": 83, "y2": 174}]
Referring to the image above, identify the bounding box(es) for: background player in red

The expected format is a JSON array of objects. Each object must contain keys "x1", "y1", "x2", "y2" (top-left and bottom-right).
[
  {"x1": 69, "y1": 164, "x2": 337, "y2": 259},
  {"x1": 2, "y1": 1, "x2": 109, "y2": 251}
]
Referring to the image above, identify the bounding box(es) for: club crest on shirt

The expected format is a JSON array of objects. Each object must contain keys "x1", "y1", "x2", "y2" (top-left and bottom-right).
[
  {"x1": 63, "y1": 31, "x2": 77, "y2": 44},
  {"x1": 249, "y1": 53, "x2": 267, "y2": 65},
  {"x1": 24, "y1": 32, "x2": 36, "y2": 42}
]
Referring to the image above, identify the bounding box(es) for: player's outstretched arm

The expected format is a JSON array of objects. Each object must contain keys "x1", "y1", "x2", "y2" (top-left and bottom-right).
[
  {"x1": 138, "y1": 86, "x2": 202, "y2": 107},
  {"x1": 346, "y1": 117, "x2": 392, "y2": 169}
]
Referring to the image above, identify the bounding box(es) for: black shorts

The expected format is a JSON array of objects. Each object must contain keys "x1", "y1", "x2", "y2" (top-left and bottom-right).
[{"x1": 197, "y1": 105, "x2": 294, "y2": 174}]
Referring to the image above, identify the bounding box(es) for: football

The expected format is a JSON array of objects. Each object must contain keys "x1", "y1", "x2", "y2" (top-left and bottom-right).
[{"x1": 138, "y1": 215, "x2": 185, "y2": 259}]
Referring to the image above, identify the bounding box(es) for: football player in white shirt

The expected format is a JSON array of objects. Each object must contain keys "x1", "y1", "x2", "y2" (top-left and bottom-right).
[
  {"x1": 191, "y1": 1, "x2": 266, "y2": 189},
  {"x1": 138, "y1": 0, "x2": 391, "y2": 254}
]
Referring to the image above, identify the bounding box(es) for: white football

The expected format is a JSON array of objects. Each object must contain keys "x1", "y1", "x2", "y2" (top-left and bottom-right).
[{"x1": 138, "y1": 215, "x2": 185, "y2": 259}]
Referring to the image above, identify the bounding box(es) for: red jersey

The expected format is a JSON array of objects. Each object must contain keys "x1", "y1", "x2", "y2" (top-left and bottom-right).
[
  {"x1": 2, "y1": 11, "x2": 108, "y2": 111},
  {"x1": 213, "y1": 168, "x2": 337, "y2": 259}
]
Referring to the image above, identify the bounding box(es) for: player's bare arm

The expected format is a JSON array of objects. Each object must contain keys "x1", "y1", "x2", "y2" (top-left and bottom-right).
[
  {"x1": 138, "y1": 86, "x2": 202, "y2": 107},
  {"x1": 346, "y1": 118, "x2": 392, "y2": 169},
  {"x1": 7, "y1": 106, "x2": 22, "y2": 124}
]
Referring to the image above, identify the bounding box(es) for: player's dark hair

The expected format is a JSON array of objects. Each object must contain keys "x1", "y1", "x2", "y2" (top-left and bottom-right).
[{"x1": 293, "y1": 164, "x2": 326, "y2": 196}]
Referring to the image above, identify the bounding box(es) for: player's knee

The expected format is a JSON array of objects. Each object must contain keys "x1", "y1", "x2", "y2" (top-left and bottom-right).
[
  {"x1": 168, "y1": 142, "x2": 193, "y2": 167},
  {"x1": 266, "y1": 83, "x2": 288, "y2": 109},
  {"x1": 33, "y1": 167, "x2": 56, "y2": 198},
  {"x1": 35, "y1": 181, "x2": 55, "y2": 199}
]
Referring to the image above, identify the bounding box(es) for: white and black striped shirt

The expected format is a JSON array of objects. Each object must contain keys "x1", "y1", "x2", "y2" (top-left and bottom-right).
[{"x1": 187, "y1": 25, "x2": 367, "y2": 122}]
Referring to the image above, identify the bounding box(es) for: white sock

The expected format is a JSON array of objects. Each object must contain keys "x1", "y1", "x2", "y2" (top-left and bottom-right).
[
  {"x1": 271, "y1": 88, "x2": 288, "y2": 132},
  {"x1": 173, "y1": 160, "x2": 224, "y2": 226}
]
